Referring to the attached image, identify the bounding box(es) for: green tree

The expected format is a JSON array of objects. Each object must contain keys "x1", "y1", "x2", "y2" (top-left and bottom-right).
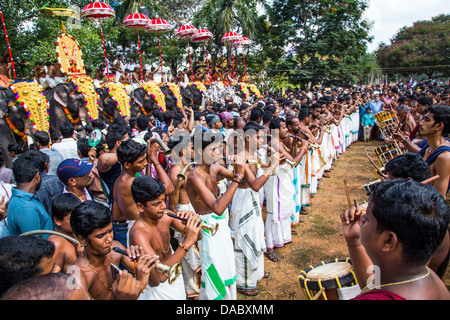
[
  {"x1": 268, "y1": 0, "x2": 372, "y2": 87},
  {"x1": 193, "y1": 0, "x2": 267, "y2": 76},
  {"x1": 376, "y1": 14, "x2": 450, "y2": 79}
]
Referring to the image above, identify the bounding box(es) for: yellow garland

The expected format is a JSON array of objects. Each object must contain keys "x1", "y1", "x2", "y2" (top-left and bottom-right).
[
  {"x1": 247, "y1": 84, "x2": 261, "y2": 98},
  {"x1": 9, "y1": 82, "x2": 50, "y2": 133},
  {"x1": 102, "y1": 82, "x2": 132, "y2": 118},
  {"x1": 139, "y1": 82, "x2": 166, "y2": 112},
  {"x1": 164, "y1": 82, "x2": 183, "y2": 109},
  {"x1": 238, "y1": 82, "x2": 250, "y2": 99},
  {"x1": 189, "y1": 81, "x2": 207, "y2": 95},
  {"x1": 70, "y1": 75, "x2": 99, "y2": 120}
]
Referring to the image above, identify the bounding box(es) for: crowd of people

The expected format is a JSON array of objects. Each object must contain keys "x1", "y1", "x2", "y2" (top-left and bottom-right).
[{"x1": 0, "y1": 76, "x2": 449, "y2": 301}]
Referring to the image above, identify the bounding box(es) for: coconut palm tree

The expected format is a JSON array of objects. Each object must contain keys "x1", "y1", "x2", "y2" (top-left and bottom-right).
[{"x1": 193, "y1": 0, "x2": 267, "y2": 76}]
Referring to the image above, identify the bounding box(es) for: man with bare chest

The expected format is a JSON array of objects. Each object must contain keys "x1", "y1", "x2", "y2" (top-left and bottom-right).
[
  {"x1": 185, "y1": 128, "x2": 247, "y2": 300},
  {"x1": 128, "y1": 175, "x2": 202, "y2": 300},
  {"x1": 70, "y1": 201, "x2": 159, "y2": 300},
  {"x1": 112, "y1": 138, "x2": 173, "y2": 247}
]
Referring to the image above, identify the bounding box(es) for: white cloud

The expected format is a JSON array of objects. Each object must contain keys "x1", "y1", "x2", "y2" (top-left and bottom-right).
[{"x1": 363, "y1": 0, "x2": 450, "y2": 52}]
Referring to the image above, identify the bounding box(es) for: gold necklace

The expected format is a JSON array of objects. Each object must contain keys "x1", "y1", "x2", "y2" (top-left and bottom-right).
[
  {"x1": 139, "y1": 218, "x2": 171, "y2": 255},
  {"x1": 82, "y1": 252, "x2": 113, "y2": 291},
  {"x1": 359, "y1": 268, "x2": 430, "y2": 295}
]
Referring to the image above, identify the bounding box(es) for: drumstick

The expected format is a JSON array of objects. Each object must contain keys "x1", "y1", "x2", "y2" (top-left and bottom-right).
[
  {"x1": 344, "y1": 171, "x2": 352, "y2": 209},
  {"x1": 312, "y1": 288, "x2": 326, "y2": 300},
  {"x1": 421, "y1": 175, "x2": 440, "y2": 185},
  {"x1": 363, "y1": 150, "x2": 385, "y2": 177}
]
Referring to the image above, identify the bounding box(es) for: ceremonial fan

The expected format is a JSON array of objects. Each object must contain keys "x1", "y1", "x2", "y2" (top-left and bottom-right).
[
  {"x1": 175, "y1": 25, "x2": 198, "y2": 82},
  {"x1": 81, "y1": 1, "x2": 115, "y2": 79},
  {"x1": 146, "y1": 18, "x2": 172, "y2": 83},
  {"x1": 122, "y1": 10, "x2": 151, "y2": 84}
]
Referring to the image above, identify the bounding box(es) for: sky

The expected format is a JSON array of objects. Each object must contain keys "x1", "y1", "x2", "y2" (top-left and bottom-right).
[{"x1": 363, "y1": 0, "x2": 450, "y2": 52}]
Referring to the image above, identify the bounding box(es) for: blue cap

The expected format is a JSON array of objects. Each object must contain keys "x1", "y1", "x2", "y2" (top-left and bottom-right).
[{"x1": 57, "y1": 158, "x2": 93, "y2": 184}]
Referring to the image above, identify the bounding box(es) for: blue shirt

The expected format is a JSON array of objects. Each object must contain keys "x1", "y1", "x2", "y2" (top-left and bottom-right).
[
  {"x1": 361, "y1": 113, "x2": 375, "y2": 127},
  {"x1": 7, "y1": 188, "x2": 54, "y2": 238},
  {"x1": 369, "y1": 100, "x2": 383, "y2": 114}
]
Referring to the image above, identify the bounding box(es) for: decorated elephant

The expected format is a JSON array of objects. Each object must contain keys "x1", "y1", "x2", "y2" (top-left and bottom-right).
[
  {"x1": 96, "y1": 86, "x2": 122, "y2": 124},
  {"x1": 130, "y1": 82, "x2": 166, "y2": 116},
  {"x1": 0, "y1": 81, "x2": 51, "y2": 167},
  {"x1": 159, "y1": 83, "x2": 182, "y2": 112},
  {"x1": 44, "y1": 80, "x2": 91, "y2": 133},
  {"x1": 180, "y1": 82, "x2": 206, "y2": 107}
]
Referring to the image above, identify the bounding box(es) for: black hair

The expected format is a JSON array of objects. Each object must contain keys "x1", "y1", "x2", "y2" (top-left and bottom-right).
[
  {"x1": 249, "y1": 107, "x2": 264, "y2": 122},
  {"x1": 91, "y1": 118, "x2": 106, "y2": 130},
  {"x1": 51, "y1": 193, "x2": 82, "y2": 222},
  {"x1": 131, "y1": 175, "x2": 166, "y2": 204},
  {"x1": 0, "y1": 236, "x2": 55, "y2": 296},
  {"x1": 136, "y1": 114, "x2": 149, "y2": 131},
  {"x1": 12, "y1": 152, "x2": 43, "y2": 183},
  {"x1": 77, "y1": 138, "x2": 91, "y2": 158},
  {"x1": 425, "y1": 105, "x2": 450, "y2": 136},
  {"x1": 369, "y1": 180, "x2": 450, "y2": 265},
  {"x1": 7, "y1": 143, "x2": 22, "y2": 155},
  {"x1": 285, "y1": 115, "x2": 297, "y2": 127},
  {"x1": 1, "y1": 273, "x2": 82, "y2": 300},
  {"x1": 243, "y1": 121, "x2": 264, "y2": 133},
  {"x1": 70, "y1": 201, "x2": 112, "y2": 240},
  {"x1": 105, "y1": 124, "x2": 128, "y2": 149},
  {"x1": 417, "y1": 96, "x2": 433, "y2": 107},
  {"x1": 262, "y1": 110, "x2": 273, "y2": 124},
  {"x1": 117, "y1": 139, "x2": 147, "y2": 165},
  {"x1": 384, "y1": 153, "x2": 431, "y2": 182},
  {"x1": 34, "y1": 131, "x2": 50, "y2": 147},
  {"x1": 60, "y1": 123, "x2": 74, "y2": 139},
  {"x1": 298, "y1": 108, "x2": 310, "y2": 121},
  {"x1": 269, "y1": 116, "x2": 285, "y2": 130}
]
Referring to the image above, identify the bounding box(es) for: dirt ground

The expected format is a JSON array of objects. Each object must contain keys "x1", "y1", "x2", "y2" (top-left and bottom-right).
[{"x1": 238, "y1": 140, "x2": 450, "y2": 300}]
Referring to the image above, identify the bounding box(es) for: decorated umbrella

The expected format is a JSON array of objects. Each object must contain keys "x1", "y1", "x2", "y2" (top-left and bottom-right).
[
  {"x1": 146, "y1": 18, "x2": 172, "y2": 84},
  {"x1": 232, "y1": 36, "x2": 252, "y2": 83},
  {"x1": 122, "y1": 10, "x2": 151, "y2": 84},
  {"x1": 190, "y1": 28, "x2": 213, "y2": 79},
  {"x1": 0, "y1": 7, "x2": 16, "y2": 80},
  {"x1": 81, "y1": 1, "x2": 115, "y2": 79},
  {"x1": 175, "y1": 25, "x2": 197, "y2": 82},
  {"x1": 222, "y1": 32, "x2": 242, "y2": 79},
  {"x1": 40, "y1": 0, "x2": 78, "y2": 18}
]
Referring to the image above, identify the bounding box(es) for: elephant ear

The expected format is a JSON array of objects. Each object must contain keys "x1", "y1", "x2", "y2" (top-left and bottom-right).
[
  {"x1": 181, "y1": 86, "x2": 193, "y2": 101},
  {"x1": 53, "y1": 83, "x2": 69, "y2": 108},
  {"x1": 95, "y1": 88, "x2": 105, "y2": 111},
  {"x1": 0, "y1": 88, "x2": 8, "y2": 118}
]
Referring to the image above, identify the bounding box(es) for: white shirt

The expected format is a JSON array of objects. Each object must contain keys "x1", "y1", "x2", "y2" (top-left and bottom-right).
[{"x1": 51, "y1": 138, "x2": 80, "y2": 160}]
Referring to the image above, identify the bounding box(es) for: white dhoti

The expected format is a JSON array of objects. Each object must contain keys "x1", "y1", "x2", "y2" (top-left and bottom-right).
[
  {"x1": 231, "y1": 188, "x2": 266, "y2": 291},
  {"x1": 265, "y1": 163, "x2": 294, "y2": 249},
  {"x1": 175, "y1": 202, "x2": 202, "y2": 299},
  {"x1": 138, "y1": 266, "x2": 186, "y2": 300},
  {"x1": 199, "y1": 210, "x2": 236, "y2": 300}
]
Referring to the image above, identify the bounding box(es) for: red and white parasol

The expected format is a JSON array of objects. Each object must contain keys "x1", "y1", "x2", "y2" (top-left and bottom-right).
[
  {"x1": 81, "y1": 1, "x2": 115, "y2": 78},
  {"x1": 146, "y1": 18, "x2": 172, "y2": 83},
  {"x1": 190, "y1": 28, "x2": 214, "y2": 79},
  {"x1": 221, "y1": 31, "x2": 241, "y2": 43},
  {"x1": 232, "y1": 37, "x2": 252, "y2": 83},
  {"x1": 122, "y1": 10, "x2": 151, "y2": 84},
  {"x1": 222, "y1": 32, "x2": 242, "y2": 79},
  {"x1": 0, "y1": 8, "x2": 16, "y2": 80},
  {"x1": 175, "y1": 25, "x2": 197, "y2": 81}
]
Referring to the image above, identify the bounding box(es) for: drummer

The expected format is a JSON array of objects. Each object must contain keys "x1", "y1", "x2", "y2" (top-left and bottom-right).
[{"x1": 341, "y1": 179, "x2": 450, "y2": 300}]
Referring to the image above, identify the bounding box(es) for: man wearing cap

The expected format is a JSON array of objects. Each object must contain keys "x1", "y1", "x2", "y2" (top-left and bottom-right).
[
  {"x1": 57, "y1": 159, "x2": 94, "y2": 202},
  {"x1": 206, "y1": 114, "x2": 223, "y2": 135},
  {"x1": 220, "y1": 111, "x2": 234, "y2": 137}
]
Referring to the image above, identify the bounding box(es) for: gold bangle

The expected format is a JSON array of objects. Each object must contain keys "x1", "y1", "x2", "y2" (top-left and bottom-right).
[{"x1": 179, "y1": 242, "x2": 189, "y2": 252}]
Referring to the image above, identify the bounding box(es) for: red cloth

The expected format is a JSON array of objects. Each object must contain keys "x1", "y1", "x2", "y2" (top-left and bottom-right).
[{"x1": 351, "y1": 290, "x2": 406, "y2": 300}]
